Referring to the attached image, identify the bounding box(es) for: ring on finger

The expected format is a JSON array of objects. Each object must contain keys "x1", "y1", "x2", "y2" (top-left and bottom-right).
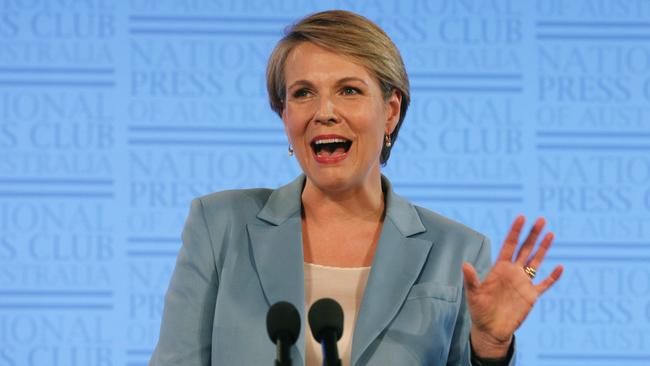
[{"x1": 524, "y1": 266, "x2": 536, "y2": 279}]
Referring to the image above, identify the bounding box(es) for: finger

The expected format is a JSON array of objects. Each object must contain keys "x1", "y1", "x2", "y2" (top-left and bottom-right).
[
  {"x1": 526, "y1": 232, "x2": 554, "y2": 269},
  {"x1": 515, "y1": 217, "x2": 546, "y2": 265},
  {"x1": 535, "y1": 265, "x2": 564, "y2": 294},
  {"x1": 462, "y1": 262, "x2": 481, "y2": 293},
  {"x1": 497, "y1": 215, "x2": 525, "y2": 261}
]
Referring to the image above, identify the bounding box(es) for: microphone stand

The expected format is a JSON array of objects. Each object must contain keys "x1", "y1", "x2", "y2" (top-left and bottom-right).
[
  {"x1": 275, "y1": 332, "x2": 292, "y2": 366},
  {"x1": 321, "y1": 330, "x2": 342, "y2": 366}
]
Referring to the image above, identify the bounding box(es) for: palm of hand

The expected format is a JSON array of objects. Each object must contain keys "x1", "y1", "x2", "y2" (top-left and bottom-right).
[
  {"x1": 462, "y1": 216, "x2": 564, "y2": 343},
  {"x1": 466, "y1": 260, "x2": 539, "y2": 341}
]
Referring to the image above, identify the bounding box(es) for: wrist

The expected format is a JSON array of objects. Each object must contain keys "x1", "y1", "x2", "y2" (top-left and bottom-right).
[{"x1": 470, "y1": 327, "x2": 512, "y2": 359}]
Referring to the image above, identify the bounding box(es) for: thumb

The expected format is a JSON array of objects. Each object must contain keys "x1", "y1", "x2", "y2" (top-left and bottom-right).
[{"x1": 462, "y1": 262, "x2": 481, "y2": 293}]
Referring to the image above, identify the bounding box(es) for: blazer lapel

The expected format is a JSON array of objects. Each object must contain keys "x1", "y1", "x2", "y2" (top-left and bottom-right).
[
  {"x1": 351, "y1": 179, "x2": 434, "y2": 365},
  {"x1": 247, "y1": 217, "x2": 304, "y2": 309},
  {"x1": 247, "y1": 176, "x2": 307, "y2": 363}
]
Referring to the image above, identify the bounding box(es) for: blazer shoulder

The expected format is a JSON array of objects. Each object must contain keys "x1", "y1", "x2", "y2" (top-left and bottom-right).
[
  {"x1": 412, "y1": 205, "x2": 493, "y2": 274},
  {"x1": 413, "y1": 205, "x2": 487, "y2": 246},
  {"x1": 183, "y1": 188, "x2": 275, "y2": 272},
  {"x1": 194, "y1": 187, "x2": 273, "y2": 221}
]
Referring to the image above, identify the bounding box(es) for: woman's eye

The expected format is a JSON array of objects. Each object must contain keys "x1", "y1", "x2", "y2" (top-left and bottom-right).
[
  {"x1": 293, "y1": 89, "x2": 311, "y2": 98},
  {"x1": 342, "y1": 87, "x2": 360, "y2": 95}
]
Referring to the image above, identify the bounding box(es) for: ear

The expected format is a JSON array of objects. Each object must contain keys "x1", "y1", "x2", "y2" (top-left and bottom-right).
[{"x1": 384, "y1": 89, "x2": 402, "y2": 134}]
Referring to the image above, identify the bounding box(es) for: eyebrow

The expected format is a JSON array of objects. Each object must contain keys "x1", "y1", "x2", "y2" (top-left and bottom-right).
[
  {"x1": 337, "y1": 77, "x2": 368, "y2": 86},
  {"x1": 287, "y1": 77, "x2": 369, "y2": 90}
]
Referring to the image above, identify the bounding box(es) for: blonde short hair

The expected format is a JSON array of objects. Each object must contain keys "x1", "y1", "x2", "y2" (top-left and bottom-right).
[{"x1": 266, "y1": 10, "x2": 410, "y2": 165}]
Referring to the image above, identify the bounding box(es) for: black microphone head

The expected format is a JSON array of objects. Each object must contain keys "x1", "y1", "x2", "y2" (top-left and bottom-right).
[
  {"x1": 266, "y1": 301, "x2": 301, "y2": 345},
  {"x1": 308, "y1": 298, "x2": 344, "y2": 342}
]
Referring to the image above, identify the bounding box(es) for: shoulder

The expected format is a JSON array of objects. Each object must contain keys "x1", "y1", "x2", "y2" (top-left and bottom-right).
[
  {"x1": 383, "y1": 175, "x2": 486, "y2": 249},
  {"x1": 414, "y1": 205, "x2": 485, "y2": 242},
  {"x1": 410, "y1": 204, "x2": 493, "y2": 277},
  {"x1": 182, "y1": 187, "x2": 278, "y2": 271},
  {"x1": 193, "y1": 187, "x2": 273, "y2": 220},
  {"x1": 411, "y1": 204, "x2": 489, "y2": 260},
  {"x1": 182, "y1": 187, "x2": 274, "y2": 246}
]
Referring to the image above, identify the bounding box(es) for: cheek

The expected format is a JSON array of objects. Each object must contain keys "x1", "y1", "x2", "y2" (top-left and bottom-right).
[
  {"x1": 283, "y1": 114, "x2": 304, "y2": 137},
  {"x1": 284, "y1": 126, "x2": 303, "y2": 147},
  {"x1": 283, "y1": 106, "x2": 311, "y2": 131},
  {"x1": 354, "y1": 111, "x2": 388, "y2": 141},
  {"x1": 355, "y1": 122, "x2": 387, "y2": 158}
]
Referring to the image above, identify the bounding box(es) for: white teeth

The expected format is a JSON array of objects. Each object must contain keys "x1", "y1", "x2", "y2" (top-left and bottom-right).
[{"x1": 314, "y1": 138, "x2": 348, "y2": 144}]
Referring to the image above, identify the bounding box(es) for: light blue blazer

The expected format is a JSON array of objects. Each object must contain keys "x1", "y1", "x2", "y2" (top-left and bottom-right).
[{"x1": 149, "y1": 175, "x2": 516, "y2": 365}]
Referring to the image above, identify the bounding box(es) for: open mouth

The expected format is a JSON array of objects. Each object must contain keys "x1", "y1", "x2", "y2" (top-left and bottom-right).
[{"x1": 311, "y1": 137, "x2": 352, "y2": 158}]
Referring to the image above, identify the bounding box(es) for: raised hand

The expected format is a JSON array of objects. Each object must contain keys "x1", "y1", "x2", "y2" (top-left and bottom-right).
[{"x1": 462, "y1": 216, "x2": 564, "y2": 358}]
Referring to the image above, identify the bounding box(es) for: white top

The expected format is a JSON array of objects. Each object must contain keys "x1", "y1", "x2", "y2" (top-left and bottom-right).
[{"x1": 304, "y1": 262, "x2": 371, "y2": 366}]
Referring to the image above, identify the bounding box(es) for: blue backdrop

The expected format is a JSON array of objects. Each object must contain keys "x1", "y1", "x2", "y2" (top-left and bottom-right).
[{"x1": 1, "y1": 0, "x2": 650, "y2": 365}]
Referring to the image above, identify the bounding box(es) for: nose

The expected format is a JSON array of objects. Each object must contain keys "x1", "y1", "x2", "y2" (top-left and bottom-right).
[{"x1": 314, "y1": 95, "x2": 338, "y2": 125}]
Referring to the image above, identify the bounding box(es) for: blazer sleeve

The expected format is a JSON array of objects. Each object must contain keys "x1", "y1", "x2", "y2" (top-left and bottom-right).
[
  {"x1": 446, "y1": 236, "x2": 518, "y2": 366},
  {"x1": 446, "y1": 236, "x2": 488, "y2": 365},
  {"x1": 149, "y1": 198, "x2": 219, "y2": 365}
]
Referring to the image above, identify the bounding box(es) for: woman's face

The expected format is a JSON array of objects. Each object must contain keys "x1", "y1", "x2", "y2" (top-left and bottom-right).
[{"x1": 282, "y1": 42, "x2": 401, "y2": 193}]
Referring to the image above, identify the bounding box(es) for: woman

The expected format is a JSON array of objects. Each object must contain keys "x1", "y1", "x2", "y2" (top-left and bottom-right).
[{"x1": 149, "y1": 10, "x2": 563, "y2": 365}]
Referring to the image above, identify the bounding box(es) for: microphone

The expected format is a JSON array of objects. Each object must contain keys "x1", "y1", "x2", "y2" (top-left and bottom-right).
[
  {"x1": 308, "y1": 298, "x2": 344, "y2": 366},
  {"x1": 266, "y1": 301, "x2": 301, "y2": 366}
]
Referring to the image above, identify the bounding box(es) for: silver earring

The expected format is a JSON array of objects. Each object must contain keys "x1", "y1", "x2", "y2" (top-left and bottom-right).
[
  {"x1": 384, "y1": 134, "x2": 392, "y2": 147},
  {"x1": 288, "y1": 145, "x2": 294, "y2": 156}
]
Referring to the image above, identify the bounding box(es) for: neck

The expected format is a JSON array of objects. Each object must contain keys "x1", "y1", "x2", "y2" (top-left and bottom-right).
[{"x1": 301, "y1": 173, "x2": 385, "y2": 224}]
